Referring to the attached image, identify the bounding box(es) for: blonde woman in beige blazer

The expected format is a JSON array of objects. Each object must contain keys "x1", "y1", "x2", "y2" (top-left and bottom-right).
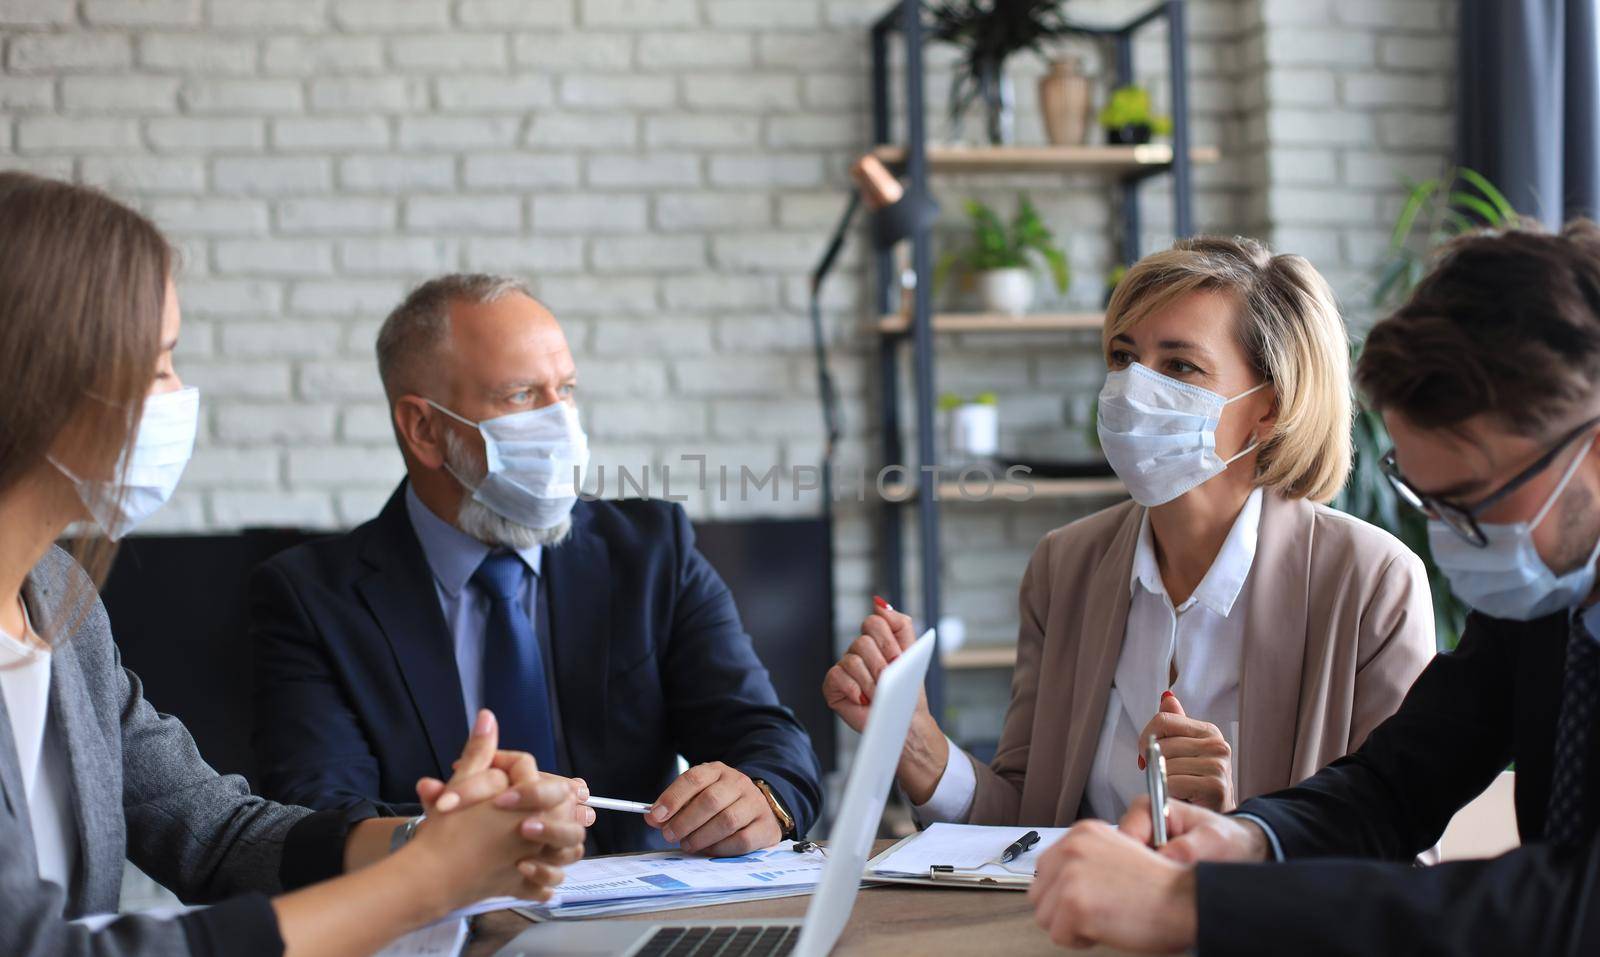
[{"x1": 825, "y1": 236, "x2": 1437, "y2": 827}]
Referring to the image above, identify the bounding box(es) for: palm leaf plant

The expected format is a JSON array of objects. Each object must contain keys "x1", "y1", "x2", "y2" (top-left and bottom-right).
[
  {"x1": 928, "y1": 0, "x2": 1073, "y2": 144},
  {"x1": 1336, "y1": 167, "x2": 1519, "y2": 649},
  {"x1": 935, "y1": 195, "x2": 1071, "y2": 293}
]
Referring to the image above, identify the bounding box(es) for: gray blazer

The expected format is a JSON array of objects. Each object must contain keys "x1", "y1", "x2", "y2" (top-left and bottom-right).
[{"x1": 0, "y1": 547, "x2": 358, "y2": 957}]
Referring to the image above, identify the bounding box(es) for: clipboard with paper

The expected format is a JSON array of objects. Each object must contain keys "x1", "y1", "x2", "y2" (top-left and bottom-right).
[{"x1": 865, "y1": 823, "x2": 1069, "y2": 890}]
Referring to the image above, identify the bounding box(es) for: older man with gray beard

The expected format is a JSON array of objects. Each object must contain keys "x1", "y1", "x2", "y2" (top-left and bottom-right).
[{"x1": 249, "y1": 274, "x2": 821, "y2": 856}]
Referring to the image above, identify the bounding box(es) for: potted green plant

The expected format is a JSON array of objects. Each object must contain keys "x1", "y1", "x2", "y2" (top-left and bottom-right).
[
  {"x1": 929, "y1": 0, "x2": 1073, "y2": 146},
  {"x1": 1097, "y1": 85, "x2": 1172, "y2": 145},
  {"x1": 938, "y1": 196, "x2": 1071, "y2": 316},
  {"x1": 1336, "y1": 167, "x2": 1519, "y2": 649}
]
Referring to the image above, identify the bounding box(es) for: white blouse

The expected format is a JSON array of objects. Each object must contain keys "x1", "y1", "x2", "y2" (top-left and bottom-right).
[
  {"x1": 0, "y1": 600, "x2": 79, "y2": 893},
  {"x1": 916, "y1": 488, "x2": 1262, "y2": 824}
]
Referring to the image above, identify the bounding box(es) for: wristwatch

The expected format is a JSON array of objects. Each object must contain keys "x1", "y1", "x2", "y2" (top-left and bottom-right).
[
  {"x1": 389, "y1": 813, "x2": 426, "y2": 854},
  {"x1": 751, "y1": 779, "x2": 797, "y2": 840}
]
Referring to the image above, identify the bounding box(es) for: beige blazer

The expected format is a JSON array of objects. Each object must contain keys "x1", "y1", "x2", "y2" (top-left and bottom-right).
[{"x1": 968, "y1": 491, "x2": 1436, "y2": 825}]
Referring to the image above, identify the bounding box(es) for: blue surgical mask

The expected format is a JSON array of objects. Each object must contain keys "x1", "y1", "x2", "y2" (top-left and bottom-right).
[
  {"x1": 51, "y1": 386, "x2": 199, "y2": 541},
  {"x1": 1429, "y1": 438, "x2": 1600, "y2": 621},
  {"x1": 428, "y1": 399, "x2": 589, "y2": 531},
  {"x1": 1096, "y1": 363, "x2": 1269, "y2": 507}
]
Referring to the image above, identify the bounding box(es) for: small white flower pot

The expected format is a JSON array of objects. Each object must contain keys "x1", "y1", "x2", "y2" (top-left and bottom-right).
[
  {"x1": 937, "y1": 615, "x2": 968, "y2": 654},
  {"x1": 978, "y1": 267, "x2": 1035, "y2": 317},
  {"x1": 947, "y1": 403, "x2": 999, "y2": 460}
]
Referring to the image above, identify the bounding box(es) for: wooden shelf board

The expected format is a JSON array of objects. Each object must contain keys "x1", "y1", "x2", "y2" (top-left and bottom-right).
[
  {"x1": 872, "y1": 143, "x2": 1221, "y2": 174},
  {"x1": 879, "y1": 476, "x2": 1125, "y2": 501},
  {"x1": 878, "y1": 311, "x2": 1104, "y2": 335},
  {"x1": 943, "y1": 646, "x2": 1018, "y2": 670}
]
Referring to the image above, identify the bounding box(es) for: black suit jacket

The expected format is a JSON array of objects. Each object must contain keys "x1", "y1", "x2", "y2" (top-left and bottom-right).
[
  {"x1": 1198, "y1": 610, "x2": 1600, "y2": 956},
  {"x1": 248, "y1": 483, "x2": 822, "y2": 854}
]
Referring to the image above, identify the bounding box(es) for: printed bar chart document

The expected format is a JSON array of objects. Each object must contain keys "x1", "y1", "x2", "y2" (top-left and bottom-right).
[{"x1": 455, "y1": 841, "x2": 829, "y2": 920}]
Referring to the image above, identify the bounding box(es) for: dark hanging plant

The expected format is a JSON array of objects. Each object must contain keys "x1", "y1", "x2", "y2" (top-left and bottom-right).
[{"x1": 927, "y1": 1, "x2": 1074, "y2": 143}]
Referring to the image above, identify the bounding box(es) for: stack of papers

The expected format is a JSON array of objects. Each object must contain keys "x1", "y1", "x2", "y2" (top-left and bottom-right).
[
  {"x1": 459, "y1": 841, "x2": 828, "y2": 920},
  {"x1": 374, "y1": 918, "x2": 468, "y2": 957},
  {"x1": 868, "y1": 823, "x2": 1069, "y2": 886}
]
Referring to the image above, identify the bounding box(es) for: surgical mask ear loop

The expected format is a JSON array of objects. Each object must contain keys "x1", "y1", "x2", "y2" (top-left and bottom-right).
[
  {"x1": 1217, "y1": 380, "x2": 1270, "y2": 468},
  {"x1": 1221, "y1": 431, "x2": 1259, "y2": 468},
  {"x1": 424, "y1": 399, "x2": 485, "y2": 493},
  {"x1": 424, "y1": 398, "x2": 478, "y2": 429},
  {"x1": 1530, "y1": 431, "x2": 1597, "y2": 531}
]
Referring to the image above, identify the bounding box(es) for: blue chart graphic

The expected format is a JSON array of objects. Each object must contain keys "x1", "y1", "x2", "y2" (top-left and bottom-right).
[
  {"x1": 709, "y1": 851, "x2": 769, "y2": 864},
  {"x1": 639, "y1": 874, "x2": 691, "y2": 890},
  {"x1": 749, "y1": 872, "x2": 782, "y2": 883}
]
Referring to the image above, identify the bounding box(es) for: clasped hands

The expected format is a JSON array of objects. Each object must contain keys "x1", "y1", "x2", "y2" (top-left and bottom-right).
[
  {"x1": 418, "y1": 708, "x2": 780, "y2": 880},
  {"x1": 392, "y1": 709, "x2": 591, "y2": 908}
]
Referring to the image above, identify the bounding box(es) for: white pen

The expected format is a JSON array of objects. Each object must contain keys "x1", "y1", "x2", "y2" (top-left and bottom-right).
[{"x1": 583, "y1": 795, "x2": 655, "y2": 815}]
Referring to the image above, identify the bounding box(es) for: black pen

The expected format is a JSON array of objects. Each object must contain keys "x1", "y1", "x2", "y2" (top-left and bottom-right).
[{"x1": 999, "y1": 829, "x2": 1041, "y2": 864}]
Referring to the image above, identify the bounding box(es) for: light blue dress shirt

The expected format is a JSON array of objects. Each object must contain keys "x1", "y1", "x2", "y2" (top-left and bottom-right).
[{"x1": 404, "y1": 485, "x2": 565, "y2": 759}]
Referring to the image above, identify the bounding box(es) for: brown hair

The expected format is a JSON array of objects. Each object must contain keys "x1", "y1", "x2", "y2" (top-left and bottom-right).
[
  {"x1": 1104, "y1": 235, "x2": 1353, "y2": 502},
  {"x1": 0, "y1": 172, "x2": 172, "y2": 601},
  {"x1": 1356, "y1": 220, "x2": 1600, "y2": 438}
]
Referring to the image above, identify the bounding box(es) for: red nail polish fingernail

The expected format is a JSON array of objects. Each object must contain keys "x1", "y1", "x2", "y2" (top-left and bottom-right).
[
  {"x1": 872, "y1": 595, "x2": 888, "y2": 609},
  {"x1": 1137, "y1": 755, "x2": 1146, "y2": 770},
  {"x1": 859, "y1": 693, "x2": 871, "y2": 706},
  {"x1": 1161, "y1": 691, "x2": 1175, "y2": 699}
]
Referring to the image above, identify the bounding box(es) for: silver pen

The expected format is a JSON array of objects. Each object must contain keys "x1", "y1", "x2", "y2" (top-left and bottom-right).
[
  {"x1": 583, "y1": 795, "x2": 654, "y2": 814},
  {"x1": 1145, "y1": 734, "x2": 1169, "y2": 849}
]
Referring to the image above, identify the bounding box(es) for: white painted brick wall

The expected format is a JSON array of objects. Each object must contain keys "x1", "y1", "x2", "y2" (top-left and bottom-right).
[{"x1": 2, "y1": 1, "x2": 1452, "y2": 741}]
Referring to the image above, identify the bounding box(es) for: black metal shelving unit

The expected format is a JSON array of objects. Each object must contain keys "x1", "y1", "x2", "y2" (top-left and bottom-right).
[{"x1": 868, "y1": 0, "x2": 1205, "y2": 719}]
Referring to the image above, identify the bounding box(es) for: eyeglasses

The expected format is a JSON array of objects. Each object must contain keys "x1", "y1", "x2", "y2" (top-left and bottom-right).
[{"x1": 1380, "y1": 415, "x2": 1600, "y2": 548}]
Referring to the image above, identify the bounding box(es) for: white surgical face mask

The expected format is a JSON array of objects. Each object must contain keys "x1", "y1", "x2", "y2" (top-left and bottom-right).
[
  {"x1": 1429, "y1": 437, "x2": 1600, "y2": 622},
  {"x1": 428, "y1": 399, "x2": 589, "y2": 532},
  {"x1": 1096, "y1": 363, "x2": 1268, "y2": 507},
  {"x1": 52, "y1": 386, "x2": 199, "y2": 541}
]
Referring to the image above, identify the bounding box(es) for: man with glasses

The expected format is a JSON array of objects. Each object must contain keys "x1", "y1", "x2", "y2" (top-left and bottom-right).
[{"x1": 1016, "y1": 222, "x2": 1600, "y2": 955}]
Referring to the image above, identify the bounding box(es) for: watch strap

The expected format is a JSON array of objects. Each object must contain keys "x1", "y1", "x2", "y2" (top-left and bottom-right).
[
  {"x1": 752, "y1": 778, "x2": 796, "y2": 840},
  {"x1": 389, "y1": 813, "x2": 426, "y2": 854}
]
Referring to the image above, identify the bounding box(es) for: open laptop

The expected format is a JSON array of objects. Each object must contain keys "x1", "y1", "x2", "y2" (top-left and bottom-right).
[{"x1": 494, "y1": 628, "x2": 937, "y2": 957}]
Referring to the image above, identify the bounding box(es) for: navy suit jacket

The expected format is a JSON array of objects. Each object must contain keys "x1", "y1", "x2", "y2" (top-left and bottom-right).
[
  {"x1": 1198, "y1": 610, "x2": 1600, "y2": 956},
  {"x1": 249, "y1": 483, "x2": 822, "y2": 854}
]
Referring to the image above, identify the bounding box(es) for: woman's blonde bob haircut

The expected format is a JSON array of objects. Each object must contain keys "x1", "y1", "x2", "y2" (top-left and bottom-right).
[{"x1": 1102, "y1": 235, "x2": 1352, "y2": 503}]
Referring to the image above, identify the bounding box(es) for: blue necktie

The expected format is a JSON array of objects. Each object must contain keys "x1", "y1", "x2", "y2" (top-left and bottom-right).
[
  {"x1": 472, "y1": 552, "x2": 559, "y2": 775},
  {"x1": 1546, "y1": 616, "x2": 1600, "y2": 847}
]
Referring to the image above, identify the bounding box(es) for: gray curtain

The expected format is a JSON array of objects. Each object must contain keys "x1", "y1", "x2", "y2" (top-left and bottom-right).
[{"x1": 1458, "y1": 0, "x2": 1600, "y2": 226}]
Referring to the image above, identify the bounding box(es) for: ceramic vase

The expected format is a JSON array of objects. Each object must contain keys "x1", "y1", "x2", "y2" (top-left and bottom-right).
[{"x1": 1039, "y1": 57, "x2": 1092, "y2": 146}]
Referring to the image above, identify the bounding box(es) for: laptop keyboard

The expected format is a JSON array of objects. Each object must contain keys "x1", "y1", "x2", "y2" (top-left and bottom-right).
[{"x1": 633, "y1": 925, "x2": 798, "y2": 957}]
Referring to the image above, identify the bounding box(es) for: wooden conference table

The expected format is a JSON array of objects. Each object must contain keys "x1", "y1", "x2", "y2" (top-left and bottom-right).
[{"x1": 464, "y1": 841, "x2": 1134, "y2": 957}]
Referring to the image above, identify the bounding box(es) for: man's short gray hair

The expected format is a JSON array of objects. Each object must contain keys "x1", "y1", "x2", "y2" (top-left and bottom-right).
[{"x1": 376, "y1": 272, "x2": 534, "y2": 400}]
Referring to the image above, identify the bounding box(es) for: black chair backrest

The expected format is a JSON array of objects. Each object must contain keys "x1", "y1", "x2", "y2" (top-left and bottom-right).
[{"x1": 97, "y1": 515, "x2": 836, "y2": 786}]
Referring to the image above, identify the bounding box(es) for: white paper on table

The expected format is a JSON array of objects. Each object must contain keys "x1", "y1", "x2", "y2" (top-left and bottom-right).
[
  {"x1": 868, "y1": 823, "x2": 1068, "y2": 879},
  {"x1": 451, "y1": 841, "x2": 826, "y2": 920},
  {"x1": 372, "y1": 917, "x2": 468, "y2": 957}
]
